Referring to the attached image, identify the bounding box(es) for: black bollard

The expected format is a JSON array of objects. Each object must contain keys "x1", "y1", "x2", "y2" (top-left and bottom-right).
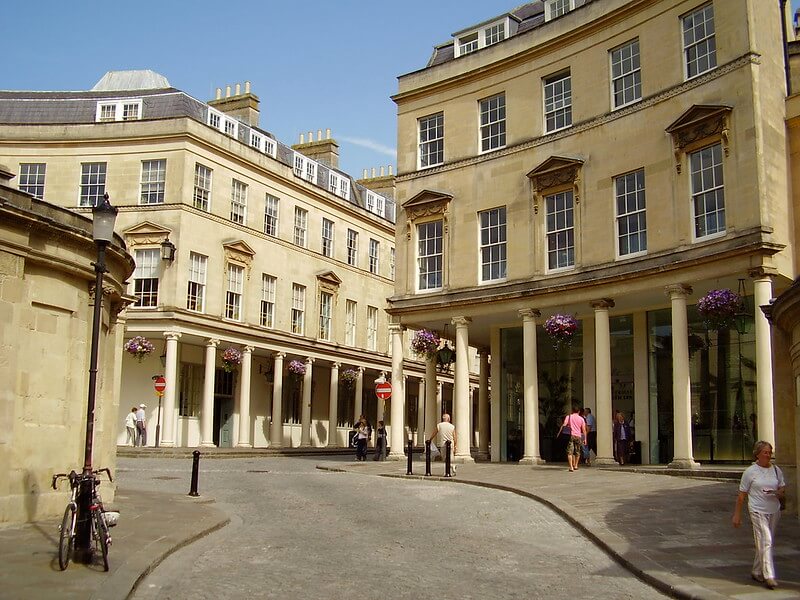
[
  {"x1": 407, "y1": 440, "x2": 413, "y2": 475},
  {"x1": 189, "y1": 450, "x2": 201, "y2": 497},
  {"x1": 425, "y1": 440, "x2": 431, "y2": 476},
  {"x1": 445, "y1": 440, "x2": 452, "y2": 478}
]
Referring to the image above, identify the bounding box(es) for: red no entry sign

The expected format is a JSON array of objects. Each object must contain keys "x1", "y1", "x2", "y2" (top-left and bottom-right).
[
  {"x1": 153, "y1": 376, "x2": 166, "y2": 395},
  {"x1": 375, "y1": 381, "x2": 392, "y2": 400}
]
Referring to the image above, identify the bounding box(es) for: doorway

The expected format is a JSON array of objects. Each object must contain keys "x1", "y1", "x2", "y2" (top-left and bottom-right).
[{"x1": 213, "y1": 369, "x2": 235, "y2": 447}]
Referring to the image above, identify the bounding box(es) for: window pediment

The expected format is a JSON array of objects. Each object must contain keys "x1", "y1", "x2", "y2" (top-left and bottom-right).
[
  {"x1": 123, "y1": 221, "x2": 171, "y2": 246},
  {"x1": 316, "y1": 270, "x2": 342, "y2": 288},
  {"x1": 526, "y1": 156, "x2": 583, "y2": 214},
  {"x1": 223, "y1": 240, "x2": 255, "y2": 275},
  {"x1": 403, "y1": 189, "x2": 452, "y2": 240},
  {"x1": 666, "y1": 104, "x2": 732, "y2": 173}
]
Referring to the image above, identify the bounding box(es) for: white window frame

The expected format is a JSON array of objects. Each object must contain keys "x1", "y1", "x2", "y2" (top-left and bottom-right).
[
  {"x1": 207, "y1": 107, "x2": 239, "y2": 138},
  {"x1": 294, "y1": 207, "x2": 308, "y2": 247},
  {"x1": 345, "y1": 300, "x2": 357, "y2": 346},
  {"x1": 346, "y1": 229, "x2": 358, "y2": 266},
  {"x1": 545, "y1": 190, "x2": 575, "y2": 272},
  {"x1": 79, "y1": 162, "x2": 107, "y2": 207},
  {"x1": 230, "y1": 179, "x2": 248, "y2": 224},
  {"x1": 249, "y1": 131, "x2": 278, "y2": 158},
  {"x1": 453, "y1": 18, "x2": 509, "y2": 57},
  {"x1": 610, "y1": 39, "x2": 641, "y2": 109},
  {"x1": 264, "y1": 194, "x2": 279, "y2": 236},
  {"x1": 682, "y1": 3, "x2": 717, "y2": 80},
  {"x1": 193, "y1": 163, "x2": 212, "y2": 211},
  {"x1": 293, "y1": 152, "x2": 318, "y2": 183},
  {"x1": 322, "y1": 218, "x2": 335, "y2": 258},
  {"x1": 261, "y1": 274, "x2": 276, "y2": 328},
  {"x1": 417, "y1": 220, "x2": 443, "y2": 292},
  {"x1": 544, "y1": 71, "x2": 572, "y2": 133},
  {"x1": 96, "y1": 99, "x2": 142, "y2": 122},
  {"x1": 319, "y1": 291, "x2": 333, "y2": 341},
  {"x1": 18, "y1": 163, "x2": 46, "y2": 199},
  {"x1": 690, "y1": 143, "x2": 725, "y2": 241},
  {"x1": 133, "y1": 248, "x2": 160, "y2": 308},
  {"x1": 418, "y1": 112, "x2": 444, "y2": 169},
  {"x1": 614, "y1": 169, "x2": 647, "y2": 258},
  {"x1": 291, "y1": 283, "x2": 306, "y2": 335},
  {"x1": 187, "y1": 252, "x2": 207, "y2": 312},
  {"x1": 479, "y1": 93, "x2": 506, "y2": 153},
  {"x1": 479, "y1": 206, "x2": 507, "y2": 282},
  {"x1": 367, "y1": 306, "x2": 378, "y2": 351},
  {"x1": 544, "y1": 0, "x2": 575, "y2": 21},
  {"x1": 368, "y1": 239, "x2": 380, "y2": 275},
  {"x1": 328, "y1": 171, "x2": 350, "y2": 199},
  {"x1": 225, "y1": 263, "x2": 244, "y2": 321},
  {"x1": 365, "y1": 190, "x2": 386, "y2": 218},
  {"x1": 140, "y1": 159, "x2": 166, "y2": 205}
]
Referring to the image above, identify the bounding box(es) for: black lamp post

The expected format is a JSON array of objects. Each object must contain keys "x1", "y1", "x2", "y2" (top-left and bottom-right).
[{"x1": 75, "y1": 193, "x2": 118, "y2": 562}]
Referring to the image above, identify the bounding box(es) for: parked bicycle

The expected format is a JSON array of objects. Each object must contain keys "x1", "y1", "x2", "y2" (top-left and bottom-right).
[{"x1": 51, "y1": 468, "x2": 117, "y2": 571}]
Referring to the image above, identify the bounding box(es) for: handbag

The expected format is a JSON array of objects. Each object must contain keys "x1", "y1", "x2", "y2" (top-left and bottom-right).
[{"x1": 774, "y1": 466, "x2": 786, "y2": 511}]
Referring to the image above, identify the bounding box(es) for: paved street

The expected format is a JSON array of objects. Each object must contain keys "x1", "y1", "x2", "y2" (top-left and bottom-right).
[{"x1": 120, "y1": 457, "x2": 668, "y2": 600}]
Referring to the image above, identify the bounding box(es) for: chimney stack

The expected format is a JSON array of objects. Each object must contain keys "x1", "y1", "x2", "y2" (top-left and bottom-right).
[
  {"x1": 291, "y1": 128, "x2": 340, "y2": 169},
  {"x1": 208, "y1": 80, "x2": 261, "y2": 127},
  {"x1": 356, "y1": 165, "x2": 397, "y2": 200}
]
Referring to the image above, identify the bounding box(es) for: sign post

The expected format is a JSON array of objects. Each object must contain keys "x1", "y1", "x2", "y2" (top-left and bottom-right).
[
  {"x1": 375, "y1": 381, "x2": 392, "y2": 400},
  {"x1": 152, "y1": 375, "x2": 166, "y2": 447}
]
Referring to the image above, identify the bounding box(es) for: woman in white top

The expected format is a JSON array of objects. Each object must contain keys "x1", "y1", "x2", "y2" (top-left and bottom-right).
[{"x1": 732, "y1": 440, "x2": 786, "y2": 589}]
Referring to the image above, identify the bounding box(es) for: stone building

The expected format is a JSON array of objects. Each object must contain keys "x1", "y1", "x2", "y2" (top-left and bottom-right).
[
  {"x1": 0, "y1": 168, "x2": 134, "y2": 523},
  {"x1": 389, "y1": 0, "x2": 796, "y2": 481},
  {"x1": 0, "y1": 71, "x2": 419, "y2": 451}
]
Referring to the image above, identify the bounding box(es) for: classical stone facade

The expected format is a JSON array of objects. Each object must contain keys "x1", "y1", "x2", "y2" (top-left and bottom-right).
[
  {"x1": 0, "y1": 169, "x2": 133, "y2": 523},
  {"x1": 390, "y1": 0, "x2": 795, "y2": 478}
]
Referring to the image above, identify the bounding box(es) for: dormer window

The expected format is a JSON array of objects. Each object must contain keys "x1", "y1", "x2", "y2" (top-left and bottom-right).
[
  {"x1": 453, "y1": 17, "x2": 511, "y2": 58},
  {"x1": 207, "y1": 107, "x2": 238, "y2": 139},
  {"x1": 96, "y1": 99, "x2": 142, "y2": 122},
  {"x1": 545, "y1": 0, "x2": 575, "y2": 22}
]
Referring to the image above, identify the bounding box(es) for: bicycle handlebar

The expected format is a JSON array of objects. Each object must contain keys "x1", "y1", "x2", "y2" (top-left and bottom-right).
[{"x1": 51, "y1": 467, "x2": 113, "y2": 489}]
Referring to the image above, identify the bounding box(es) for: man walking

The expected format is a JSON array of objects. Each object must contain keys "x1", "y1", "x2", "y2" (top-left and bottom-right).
[
  {"x1": 583, "y1": 407, "x2": 597, "y2": 465},
  {"x1": 428, "y1": 413, "x2": 457, "y2": 474},
  {"x1": 558, "y1": 406, "x2": 587, "y2": 472},
  {"x1": 136, "y1": 403, "x2": 147, "y2": 447}
]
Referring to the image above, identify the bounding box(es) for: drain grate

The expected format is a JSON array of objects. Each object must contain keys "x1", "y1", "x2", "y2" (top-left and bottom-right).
[
  {"x1": 246, "y1": 470, "x2": 270, "y2": 473},
  {"x1": 151, "y1": 476, "x2": 181, "y2": 480}
]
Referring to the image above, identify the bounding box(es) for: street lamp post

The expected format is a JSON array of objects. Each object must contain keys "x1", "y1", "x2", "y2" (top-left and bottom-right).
[{"x1": 75, "y1": 193, "x2": 118, "y2": 562}]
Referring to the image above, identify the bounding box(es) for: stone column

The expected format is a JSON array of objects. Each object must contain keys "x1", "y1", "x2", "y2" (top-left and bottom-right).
[
  {"x1": 478, "y1": 350, "x2": 490, "y2": 458},
  {"x1": 437, "y1": 381, "x2": 443, "y2": 418},
  {"x1": 469, "y1": 385, "x2": 476, "y2": 448},
  {"x1": 200, "y1": 338, "x2": 219, "y2": 447},
  {"x1": 453, "y1": 316, "x2": 475, "y2": 463},
  {"x1": 416, "y1": 377, "x2": 425, "y2": 445},
  {"x1": 633, "y1": 312, "x2": 650, "y2": 464},
  {"x1": 354, "y1": 367, "x2": 364, "y2": 422},
  {"x1": 592, "y1": 300, "x2": 616, "y2": 465},
  {"x1": 236, "y1": 346, "x2": 254, "y2": 447},
  {"x1": 160, "y1": 331, "x2": 181, "y2": 447},
  {"x1": 666, "y1": 284, "x2": 699, "y2": 468},
  {"x1": 300, "y1": 357, "x2": 314, "y2": 447},
  {"x1": 519, "y1": 309, "x2": 544, "y2": 465},
  {"x1": 270, "y1": 352, "x2": 285, "y2": 447},
  {"x1": 425, "y1": 358, "x2": 438, "y2": 441},
  {"x1": 388, "y1": 323, "x2": 406, "y2": 460},
  {"x1": 328, "y1": 362, "x2": 340, "y2": 447},
  {"x1": 752, "y1": 271, "x2": 776, "y2": 448}
]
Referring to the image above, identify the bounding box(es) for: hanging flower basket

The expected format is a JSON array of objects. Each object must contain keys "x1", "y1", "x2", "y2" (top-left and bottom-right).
[
  {"x1": 340, "y1": 368, "x2": 358, "y2": 388},
  {"x1": 221, "y1": 347, "x2": 242, "y2": 372},
  {"x1": 288, "y1": 359, "x2": 306, "y2": 379},
  {"x1": 697, "y1": 288, "x2": 739, "y2": 330},
  {"x1": 411, "y1": 329, "x2": 441, "y2": 360},
  {"x1": 124, "y1": 336, "x2": 155, "y2": 362},
  {"x1": 544, "y1": 314, "x2": 579, "y2": 348}
]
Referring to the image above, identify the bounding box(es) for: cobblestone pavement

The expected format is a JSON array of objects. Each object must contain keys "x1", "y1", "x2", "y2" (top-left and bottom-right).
[{"x1": 121, "y1": 457, "x2": 668, "y2": 600}]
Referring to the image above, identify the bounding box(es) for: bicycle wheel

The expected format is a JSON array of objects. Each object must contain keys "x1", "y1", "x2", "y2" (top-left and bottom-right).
[
  {"x1": 58, "y1": 504, "x2": 75, "y2": 570},
  {"x1": 92, "y1": 509, "x2": 109, "y2": 572}
]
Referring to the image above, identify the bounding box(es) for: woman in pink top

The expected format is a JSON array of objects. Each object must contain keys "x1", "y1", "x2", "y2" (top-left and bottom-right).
[{"x1": 558, "y1": 407, "x2": 587, "y2": 472}]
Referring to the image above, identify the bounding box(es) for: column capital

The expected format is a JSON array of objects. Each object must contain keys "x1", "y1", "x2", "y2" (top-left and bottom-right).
[
  {"x1": 243, "y1": 345, "x2": 255, "y2": 354},
  {"x1": 388, "y1": 322, "x2": 405, "y2": 333},
  {"x1": 590, "y1": 298, "x2": 615, "y2": 310},
  {"x1": 274, "y1": 351, "x2": 286, "y2": 360},
  {"x1": 332, "y1": 362, "x2": 341, "y2": 369},
  {"x1": 206, "y1": 338, "x2": 220, "y2": 348},
  {"x1": 748, "y1": 266, "x2": 778, "y2": 281},
  {"x1": 163, "y1": 331, "x2": 182, "y2": 341},
  {"x1": 665, "y1": 284, "x2": 693, "y2": 299},
  {"x1": 305, "y1": 356, "x2": 315, "y2": 365},
  {"x1": 518, "y1": 308, "x2": 541, "y2": 320},
  {"x1": 452, "y1": 316, "x2": 472, "y2": 327},
  {"x1": 357, "y1": 365, "x2": 364, "y2": 374}
]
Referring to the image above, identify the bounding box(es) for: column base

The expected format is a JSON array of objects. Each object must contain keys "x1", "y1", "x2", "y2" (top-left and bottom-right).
[
  {"x1": 386, "y1": 451, "x2": 406, "y2": 461},
  {"x1": 268, "y1": 442, "x2": 282, "y2": 449},
  {"x1": 299, "y1": 442, "x2": 312, "y2": 448},
  {"x1": 453, "y1": 454, "x2": 475, "y2": 464},
  {"x1": 667, "y1": 458, "x2": 700, "y2": 469},
  {"x1": 199, "y1": 442, "x2": 216, "y2": 448},
  {"x1": 235, "y1": 442, "x2": 253, "y2": 448},
  {"x1": 593, "y1": 457, "x2": 619, "y2": 466},
  {"x1": 158, "y1": 441, "x2": 175, "y2": 448},
  {"x1": 518, "y1": 456, "x2": 546, "y2": 465}
]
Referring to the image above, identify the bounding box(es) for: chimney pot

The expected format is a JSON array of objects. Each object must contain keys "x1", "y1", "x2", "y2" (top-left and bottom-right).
[
  {"x1": 371, "y1": 168, "x2": 376, "y2": 177},
  {"x1": 317, "y1": 129, "x2": 323, "y2": 141},
  {"x1": 245, "y1": 81, "x2": 251, "y2": 94},
  {"x1": 308, "y1": 131, "x2": 313, "y2": 142},
  {"x1": 388, "y1": 165, "x2": 394, "y2": 175},
  {"x1": 300, "y1": 133, "x2": 305, "y2": 144},
  {"x1": 380, "y1": 166, "x2": 386, "y2": 177},
  {"x1": 216, "y1": 87, "x2": 222, "y2": 100},
  {"x1": 235, "y1": 83, "x2": 241, "y2": 95},
  {"x1": 225, "y1": 85, "x2": 231, "y2": 98},
  {"x1": 362, "y1": 169, "x2": 368, "y2": 178},
  {"x1": 326, "y1": 128, "x2": 331, "y2": 139}
]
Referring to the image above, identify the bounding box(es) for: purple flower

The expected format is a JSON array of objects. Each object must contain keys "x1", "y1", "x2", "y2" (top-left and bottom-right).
[
  {"x1": 544, "y1": 314, "x2": 579, "y2": 347},
  {"x1": 221, "y1": 347, "x2": 242, "y2": 372},
  {"x1": 411, "y1": 329, "x2": 441, "y2": 359},
  {"x1": 288, "y1": 359, "x2": 306, "y2": 376},
  {"x1": 124, "y1": 336, "x2": 155, "y2": 362},
  {"x1": 697, "y1": 289, "x2": 740, "y2": 329}
]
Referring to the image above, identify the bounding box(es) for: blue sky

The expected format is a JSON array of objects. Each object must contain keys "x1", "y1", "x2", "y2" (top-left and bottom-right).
[{"x1": 2, "y1": 1, "x2": 798, "y2": 178}]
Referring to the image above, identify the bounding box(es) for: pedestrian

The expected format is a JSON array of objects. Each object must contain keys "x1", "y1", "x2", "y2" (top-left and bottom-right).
[
  {"x1": 354, "y1": 417, "x2": 369, "y2": 461},
  {"x1": 428, "y1": 413, "x2": 457, "y2": 473},
  {"x1": 583, "y1": 407, "x2": 597, "y2": 465},
  {"x1": 373, "y1": 420, "x2": 387, "y2": 461},
  {"x1": 733, "y1": 440, "x2": 786, "y2": 590},
  {"x1": 558, "y1": 406, "x2": 586, "y2": 472},
  {"x1": 125, "y1": 406, "x2": 137, "y2": 446},
  {"x1": 613, "y1": 412, "x2": 632, "y2": 465},
  {"x1": 136, "y1": 403, "x2": 147, "y2": 447}
]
